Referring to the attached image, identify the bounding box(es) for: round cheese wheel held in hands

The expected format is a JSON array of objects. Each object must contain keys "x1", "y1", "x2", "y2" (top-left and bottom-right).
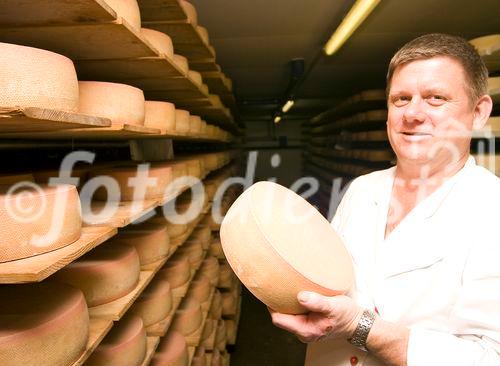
[{"x1": 220, "y1": 181, "x2": 354, "y2": 314}]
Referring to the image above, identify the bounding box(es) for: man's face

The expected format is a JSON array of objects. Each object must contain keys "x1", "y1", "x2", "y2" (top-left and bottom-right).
[{"x1": 387, "y1": 56, "x2": 476, "y2": 167}]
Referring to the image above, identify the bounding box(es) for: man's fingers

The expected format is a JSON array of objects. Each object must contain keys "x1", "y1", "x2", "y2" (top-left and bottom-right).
[
  {"x1": 270, "y1": 312, "x2": 308, "y2": 334},
  {"x1": 298, "y1": 291, "x2": 333, "y2": 315}
]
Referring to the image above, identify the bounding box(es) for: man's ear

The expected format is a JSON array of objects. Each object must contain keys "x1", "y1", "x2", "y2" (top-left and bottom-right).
[{"x1": 472, "y1": 94, "x2": 493, "y2": 131}]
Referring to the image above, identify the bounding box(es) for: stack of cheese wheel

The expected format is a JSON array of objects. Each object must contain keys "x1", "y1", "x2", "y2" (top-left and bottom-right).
[
  {"x1": 129, "y1": 276, "x2": 172, "y2": 326},
  {"x1": 151, "y1": 212, "x2": 188, "y2": 244},
  {"x1": 186, "y1": 277, "x2": 212, "y2": 311},
  {"x1": 86, "y1": 315, "x2": 147, "y2": 366},
  {"x1": 206, "y1": 125, "x2": 215, "y2": 139},
  {"x1": 0, "y1": 184, "x2": 82, "y2": 263},
  {"x1": 0, "y1": 282, "x2": 89, "y2": 366},
  {"x1": 151, "y1": 330, "x2": 189, "y2": 366},
  {"x1": 469, "y1": 34, "x2": 500, "y2": 72},
  {"x1": 78, "y1": 81, "x2": 145, "y2": 126},
  {"x1": 217, "y1": 263, "x2": 234, "y2": 289},
  {"x1": 117, "y1": 221, "x2": 171, "y2": 267},
  {"x1": 104, "y1": 0, "x2": 141, "y2": 31},
  {"x1": 209, "y1": 95, "x2": 223, "y2": 109},
  {"x1": 209, "y1": 237, "x2": 225, "y2": 260},
  {"x1": 0, "y1": 42, "x2": 79, "y2": 112},
  {"x1": 197, "y1": 26, "x2": 209, "y2": 45},
  {"x1": 215, "y1": 319, "x2": 227, "y2": 351},
  {"x1": 225, "y1": 319, "x2": 236, "y2": 344},
  {"x1": 209, "y1": 290, "x2": 222, "y2": 320},
  {"x1": 208, "y1": 45, "x2": 217, "y2": 59},
  {"x1": 180, "y1": 0, "x2": 197, "y2": 25},
  {"x1": 201, "y1": 319, "x2": 215, "y2": 349},
  {"x1": 221, "y1": 290, "x2": 237, "y2": 316},
  {"x1": 190, "y1": 225, "x2": 212, "y2": 250},
  {"x1": 52, "y1": 242, "x2": 141, "y2": 307},
  {"x1": 200, "y1": 120, "x2": 208, "y2": 135},
  {"x1": 89, "y1": 162, "x2": 173, "y2": 201},
  {"x1": 189, "y1": 115, "x2": 203, "y2": 135},
  {"x1": 171, "y1": 298, "x2": 203, "y2": 336},
  {"x1": 220, "y1": 181, "x2": 354, "y2": 314},
  {"x1": 141, "y1": 28, "x2": 174, "y2": 59},
  {"x1": 200, "y1": 83, "x2": 209, "y2": 95},
  {"x1": 203, "y1": 153, "x2": 219, "y2": 172},
  {"x1": 191, "y1": 346, "x2": 206, "y2": 366},
  {"x1": 175, "y1": 109, "x2": 190, "y2": 133},
  {"x1": 188, "y1": 70, "x2": 203, "y2": 88},
  {"x1": 204, "y1": 181, "x2": 217, "y2": 202},
  {"x1": 173, "y1": 55, "x2": 189, "y2": 75},
  {"x1": 170, "y1": 161, "x2": 188, "y2": 181},
  {"x1": 172, "y1": 240, "x2": 203, "y2": 273},
  {"x1": 210, "y1": 349, "x2": 221, "y2": 366},
  {"x1": 158, "y1": 257, "x2": 191, "y2": 297},
  {"x1": 195, "y1": 257, "x2": 220, "y2": 287},
  {"x1": 144, "y1": 101, "x2": 176, "y2": 131}
]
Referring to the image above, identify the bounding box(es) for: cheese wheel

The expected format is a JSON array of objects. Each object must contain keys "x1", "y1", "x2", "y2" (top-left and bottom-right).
[
  {"x1": 52, "y1": 243, "x2": 140, "y2": 307},
  {"x1": 206, "y1": 125, "x2": 216, "y2": 138},
  {"x1": 151, "y1": 330, "x2": 188, "y2": 366},
  {"x1": 187, "y1": 278, "x2": 212, "y2": 310},
  {"x1": 204, "y1": 154, "x2": 219, "y2": 172},
  {"x1": 188, "y1": 70, "x2": 203, "y2": 88},
  {"x1": 200, "y1": 120, "x2": 207, "y2": 135},
  {"x1": 176, "y1": 158, "x2": 202, "y2": 179},
  {"x1": 210, "y1": 349, "x2": 221, "y2": 366},
  {"x1": 180, "y1": 0, "x2": 198, "y2": 25},
  {"x1": 173, "y1": 55, "x2": 189, "y2": 75},
  {"x1": 0, "y1": 184, "x2": 82, "y2": 263},
  {"x1": 171, "y1": 299, "x2": 203, "y2": 336},
  {"x1": 201, "y1": 83, "x2": 209, "y2": 95},
  {"x1": 488, "y1": 76, "x2": 500, "y2": 104},
  {"x1": 78, "y1": 81, "x2": 145, "y2": 126},
  {"x1": 173, "y1": 241, "x2": 203, "y2": 270},
  {"x1": 225, "y1": 320, "x2": 236, "y2": 343},
  {"x1": 170, "y1": 162, "x2": 188, "y2": 181},
  {"x1": 141, "y1": 28, "x2": 174, "y2": 58},
  {"x1": 208, "y1": 45, "x2": 216, "y2": 58},
  {"x1": 197, "y1": 26, "x2": 209, "y2": 45},
  {"x1": 129, "y1": 277, "x2": 172, "y2": 326},
  {"x1": 469, "y1": 34, "x2": 500, "y2": 56},
  {"x1": 220, "y1": 181, "x2": 354, "y2": 314},
  {"x1": 215, "y1": 320, "x2": 226, "y2": 350},
  {"x1": 204, "y1": 182, "x2": 217, "y2": 201},
  {"x1": 217, "y1": 263, "x2": 234, "y2": 289},
  {"x1": 104, "y1": 0, "x2": 141, "y2": 31},
  {"x1": 209, "y1": 238, "x2": 225, "y2": 259},
  {"x1": 118, "y1": 222, "x2": 170, "y2": 265},
  {"x1": 159, "y1": 257, "x2": 191, "y2": 289},
  {"x1": 175, "y1": 109, "x2": 190, "y2": 133},
  {"x1": 195, "y1": 257, "x2": 220, "y2": 286},
  {"x1": 189, "y1": 115, "x2": 203, "y2": 134},
  {"x1": 145, "y1": 101, "x2": 176, "y2": 131},
  {"x1": 209, "y1": 95, "x2": 223, "y2": 109},
  {"x1": 150, "y1": 213, "x2": 188, "y2": 239},
  {"x1": 191, "y1": 226, "x2": 211, "y2": 249},
  {"x1": 201, "y1": 319, "x2": 215, "y2": 342},
  {"x1": 90, "y1": 163, "x2": 173, "y2": 201},
  {"x1": 192, "y1": 346, "x2": 206, "y2": 366},
  {"x1": 221, "y1": 292, "x2": 237, "y2": 316},
  {"x1": 0, "y1": 282, "x2": 89, "y2": 366},
  {"x1": 0, "y1": 42, "x2": 79, "y2": 112},
  {"x1": 208, "y1": 290, "x2": 222, "y2": 320},
  {"x1": 86, "y1": 315, "x2": 147, "y2": 366}
]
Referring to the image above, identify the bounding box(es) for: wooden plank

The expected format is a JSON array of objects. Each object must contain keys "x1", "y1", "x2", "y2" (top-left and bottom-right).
[
  {"x1": 72, "y1": 318, "x2": 114, "y2": 366},
  {"x1": 190, "y1": 59, "x2": 221, "y2": 73},
  {"x1": 201, "y1": 72, "x2": 231, "y2": 95},
  {"x1": 0, "y1": 18, "x2": 158, "y2": 60},
  {"x1": 0, "y1": 226, "x2": 117, "y2": 284},
  {"x1": 0, "y1": 107, "x2": 111, "y2": 133},
  {"x1": 139, "y1": 0, "x2": 187, "y2": 22},
  {"x1": 145, "y1": 88, "x2": 209, "y2": 103},
  {"x1": 89, "y1": 270, "x2": 156, "y2": 320},
  {"x1": 84, "y1": 198, "x2": 160, "y2": 228},
  {"x1": 0, "y1": 0, "x2": 117, "y2": 26},
  {"x1": 140, "y1": 337, "x2": 161, "y2": 366}
]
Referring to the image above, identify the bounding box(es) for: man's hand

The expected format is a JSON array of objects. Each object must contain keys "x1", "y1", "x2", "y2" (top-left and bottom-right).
[{"x1": 269, "y1": 291, "x2": 364, "y2": 343}]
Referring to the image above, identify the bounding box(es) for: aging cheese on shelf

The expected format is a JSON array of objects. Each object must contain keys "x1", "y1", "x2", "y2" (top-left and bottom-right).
[
  {"x1": 175, "y1": 109, "x2": 190, "y2": 133},
  {"x1": 0, "y1": 42, "x2": 79, "y2": 112},
  {"x1": 172, "y1": 240, "x2": 203, "y2": 271},
  {"x1": 200, "y1": 120, "x2": 208, "y2": 135},
  {"x1": 190, "y1": 226, "x2": 211, "y2": 249},
  {"x1": 189, "y1": 115, "x2": 203, "y2": 134},
  {"x1": 171, "y1": 299, "x2": 203, "y2": 336},
  {"x1": 104, "y1": 0, "x2": 142, "y2": 31},
  {"x1": 117, "y1": 222, "x2": 171, "y2": 266},
  {"x1": 191, "y1": 346, "x2": 206, "y2": 366},
  {"x1": 221, "y1": 292, "x2": 237, "y2": 316},
  {"x1": 217, "y1": 263, "x2": 234, "y2": 289},
  {"x1": 173, "y1": 55, "x2": 189, "y2": 75},
  {"x1": 195, "y1": 257, "x2": 220, "y2": 286},
  {"x1": 86, "y1": 315, "x2": 147, "y2": 366},
  {"x1": 158, "y1": 257, "x2": 191, "y2": 289},
  {"x1": 209, "y1": 94, "x2": 223, "y2": 109},
  {"x1": 129, "y1": 277, "x2": 173, "y2": 326},
  {"x1": 186, "y1": 277, "x2": 212, "y2": 309},
  {"x1": 145, "y1": 101, "x2": 176, "y2": 131},
  {"x1": 201, "y1": 83, "x2": 209, "y2": 95},
  {"x1": 196, "y1": 26, "x2": 210, "y2": 45},
  {"x1": 188, "y1": 70, "x2": 203, "y2": 88},
  {"x1": 210, "y1": 349, "x2": 221, "y2": 366},
  {"x1": 89, "y1": 163, "x2": 173, "y2": 201},
  {"x1": 150, "y1": 212, "x2": 188, "y2": 239},
  {"x1": 208, "y1": 290, "x2": 222, "y2": 320},
  {"x1": 215, "y1": 320, "x2": 227, "y2": 351},
  {"x1": 209, "y1": 238, "x2": 225, "y2": 259},
  {"x1": 201, "y1": 319, "x2": 215, "y2": 343},
  {"x1": 220, "y1": 181, "x2": 354, "y2": 314},
  {"x1": 151, "y1": 330, "x2": 189, "y2": 366},
  {"x1": 78, "y1": 81, "x2": 145, "y2": 126},
  {"x1": 0, "y1": 282, "x2": 89, "y2": 366},
  {"x1": 141, "y1": 28, "x2": 174, "y2": 59},
  {"x1": 225, "y1": 320, "x2": 236, "y2": 343},
  {"x1": 180, "y1": 0, "x2": 198, "y2": 25},
  {"x1": 0, "y1": 184, "x2": 82, "y2": 263},
  {"x1": 52, "y1": 243, "x2": 141, "y2": 307}
]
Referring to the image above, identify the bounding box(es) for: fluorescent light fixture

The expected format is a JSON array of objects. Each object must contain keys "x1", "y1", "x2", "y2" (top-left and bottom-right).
[
  {"x1": 324, "y1": 0, "x2": 381, "y2": 56},
  {"x1": 274, "y1": 116, "x2": 282, "y2": 124},
  {"x1": 282, "y1": 100, "x2": 295, "y2": 113}
]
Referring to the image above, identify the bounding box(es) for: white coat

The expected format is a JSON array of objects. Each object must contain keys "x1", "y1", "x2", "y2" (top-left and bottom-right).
[{"x1": 305, "y1": 157, "x2": 500, "y2": 365}]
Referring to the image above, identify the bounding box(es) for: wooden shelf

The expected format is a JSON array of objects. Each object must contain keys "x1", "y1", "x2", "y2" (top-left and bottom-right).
[
  {"x1": 201, "y1": 72, "x2": 232, "y2": 95},
  {"x1": 0, "y1": 0, "x2": 117, "y2": 26},
  {"x1": 190, "y1": 59, "x2": 221, "y2": 73},
  {"x1": 312, "y1": 110, "x2": 387, "y2": 135},
  {"x1": 0, "y1": 107, "x2": 111, "y2": 133},
  {"x1": 470, "y1": 34, "x2": 500, "y2": 73},
  {"x1": 84, "y1": 198, "x2": 160, "y2": 228},
  {"x1": 0, "y1": 18, "x2": 159, "y2": 61},
  {"x1": 71, "y1": 318, "x2": 114, "y2": 366},
  {"x1": 140, "y1": 337, "x2": 161, "y2": 366},
  {"x1": 488, "y1": 77, "x2": 500, "y2": 105},
  {"x1": 139, "y1": 0, "x2": 187, "y2": 23},
  {"x1": 0, "y1": 226, "x2": 117, "y2": 284}
]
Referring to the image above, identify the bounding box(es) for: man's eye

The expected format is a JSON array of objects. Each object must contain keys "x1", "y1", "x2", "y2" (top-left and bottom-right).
[
  {"x1": 427, "y1": 95, "x2": 446, "y2": 105},
  {"x1": 393, "y1": 96, "x2": 410, "y2": 106}
]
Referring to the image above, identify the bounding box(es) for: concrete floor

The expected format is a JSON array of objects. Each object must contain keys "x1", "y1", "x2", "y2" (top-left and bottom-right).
[{"x1": 230, "y1": 287, "x2": 306, "y2": 366}]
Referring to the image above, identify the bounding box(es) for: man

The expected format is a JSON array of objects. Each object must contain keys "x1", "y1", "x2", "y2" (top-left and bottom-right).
[{"x1": 270, "y1": 33, "x2": 500, "y2": 365}]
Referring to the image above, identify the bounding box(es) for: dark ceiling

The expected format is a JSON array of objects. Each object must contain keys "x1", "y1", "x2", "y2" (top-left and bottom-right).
[{"x1": 191, "y1": 0, "x2": 500, "y2": 124}]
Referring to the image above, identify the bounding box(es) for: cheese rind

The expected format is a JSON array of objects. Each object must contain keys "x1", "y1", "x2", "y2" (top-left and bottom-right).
[
  {"x1": 0, "y1": 282, "x2": 89, "y2": 366},
  {"x1": 196, "y1": 26, "x2": 209, "y2": 45},
  {"x1": 0, "y1": 42, "x2": 79, "y2": 112},
  {"x1": 175, "y1": 109, "x2": 190, "y2": 133},
  {"x1": 141, "y1": 28, "x2": 174, "y2": 58},
  {"x1": 0, "y1": 184, "x2": 82, "y2": 263},
  {"x1": 180, "y1": 0, "x2": 198, "y2": 25},
  {"x1": 145, "y1": 101, "x2": 176, "y2": 131},
  {"x1": 159, "y1": 257, "x2": 191, "y2": 289},
  {"x1": 188, "y1": 71, "x2": 203, "y2": 88},
  {"x1": 171, "y1": 299, "x2": 203, "y2": 336},
  {"x1": 173, "y1": 55, "x2": 189, "y2": 75},
  {"x1": 151, "y1": 330, "x2": 188, "y2": 366},
  {"x1": 52, "y1": 243, "x2": 141, "y2": 307},
  {"x1": 104, "y1": 0, "x2": 142, "y2": 31},
  {"x1": 129, "y1": 277, "x2": 173, "y2": 326},
  {"x1": 78, "y1": 81, "x2": 145, "y2": 126},
  {"x1": 189, "y1": 115, "x2": 203, "y2": 134}
]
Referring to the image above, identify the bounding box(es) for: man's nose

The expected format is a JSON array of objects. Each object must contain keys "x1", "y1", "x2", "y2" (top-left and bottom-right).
[{"x1": 403, "y1": 97, "x2": 426, "y2": 123}]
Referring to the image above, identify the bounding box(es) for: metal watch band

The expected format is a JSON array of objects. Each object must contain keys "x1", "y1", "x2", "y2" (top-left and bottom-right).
[{"x1": 348, "y1": 309, "x2": 376, "y2": 351}]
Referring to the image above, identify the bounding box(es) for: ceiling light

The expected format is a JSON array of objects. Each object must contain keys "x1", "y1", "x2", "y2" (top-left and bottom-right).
[
  {"x1": 282, "y1": 100, "x2": 295, "y2": 113},
  {"x1": 274, "y1": 116, "x2": 282, "y2": 124},
  {"x1": 324, "y1": 0, "x2": 381, "y2": 56}
]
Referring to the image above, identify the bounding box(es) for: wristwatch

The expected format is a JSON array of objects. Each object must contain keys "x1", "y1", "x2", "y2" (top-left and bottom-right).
[{"x1": 348, "y1": 309, "x2": 376, "y2": 352}]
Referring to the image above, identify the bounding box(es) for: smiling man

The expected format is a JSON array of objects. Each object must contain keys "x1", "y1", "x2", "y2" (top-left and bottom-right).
[{"x1": 270, "y1": 34, "x2": 500, "y2": 365}]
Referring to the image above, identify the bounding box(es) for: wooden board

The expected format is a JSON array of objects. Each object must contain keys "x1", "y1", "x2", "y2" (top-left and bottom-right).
[
  {"x1": 0, "y1": 107, "x2": 111, "y2": 133},
  {"x1": 0, "y1": 226, "x2": 117, "y2": 283},
  {"x1": 201, "y1": 72, "x2": 231, "y2": 95},
  {"x1": 145, "y1": 88, "x2": 210, "y2": 103},
  {"x1": 72, "y1": 318, "x2": 114, "y2": 366},
  {"x1": 84, "y1": 198, "x2": 160, "y2": 227},
  {"x1": 174, "y1": 98, "x2": 213, "y2": 108},
  {"x1": 470, "y1": 34, "x2": 500, "y2": 73},
  {"x1": 0, "y1": 18, "x2": 158, "y2": 61},
  {"x1": 139, "y1": 0, "x2": 187, "y2": 22},
  {"x1": 89, "y1": 270, "x2": 156, "y2": 320},
  {"x1": 190, "y1": 59, "x2": 221, "y2": 73},
  {"x1": 0, "y1": 0, "x2": 117, "y2": 26},
  {"x1": 140, "y1": 337, "x2": 161, "y2": 366}
]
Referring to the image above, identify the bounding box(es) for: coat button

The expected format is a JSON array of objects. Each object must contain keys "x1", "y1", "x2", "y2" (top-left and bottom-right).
[{"x1": 350, "y1": 356, "x2": 359, "y2": 365}]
